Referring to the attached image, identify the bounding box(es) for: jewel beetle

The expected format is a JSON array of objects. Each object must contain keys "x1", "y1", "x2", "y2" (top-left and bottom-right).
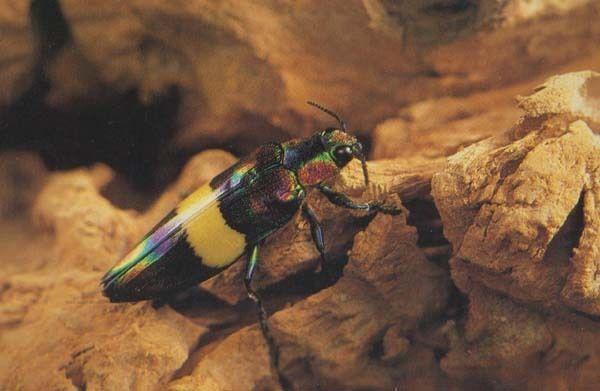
[{"x1": 101, "y1": 101, "x2": 400, "y2": 387}]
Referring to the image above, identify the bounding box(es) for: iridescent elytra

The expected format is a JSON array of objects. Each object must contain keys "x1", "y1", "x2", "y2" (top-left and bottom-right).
[{"x1": 100, "y1": 102, "x2": 400, "y2": 387}]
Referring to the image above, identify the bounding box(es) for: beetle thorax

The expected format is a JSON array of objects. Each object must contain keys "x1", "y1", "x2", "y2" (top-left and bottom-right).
[
  {"x1": 297, "y1": 154, "x2": 340, "y2": 186},
  {"x1": 282, "y1": 137, "x2": 340, "y2": 187}
]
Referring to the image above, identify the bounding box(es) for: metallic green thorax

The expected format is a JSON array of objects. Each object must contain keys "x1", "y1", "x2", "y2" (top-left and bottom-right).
[{"x1": 218, "y1": 129, "x2": 362, "y2": 242}]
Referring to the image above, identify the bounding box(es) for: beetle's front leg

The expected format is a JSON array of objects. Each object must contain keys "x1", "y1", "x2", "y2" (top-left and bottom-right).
[
  {"x1": 302, "y1": 203, "x2": 327, "y2": 272},
  {"x1": 317, "y1": 184, "x2": 401, "y2": 215},
  {"x1": 244, "y1": 244, "x2": 289, "y2": 390}
]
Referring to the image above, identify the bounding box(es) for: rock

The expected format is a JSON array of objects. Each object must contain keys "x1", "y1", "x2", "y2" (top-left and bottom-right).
[
  {"x1": 380, "y1": 325, "x2": 411, "y2": 364},
  {"x1": 442, "y1": 285, "x2": 600, "y2": 389},
  {"x1": 168, "y1": 325, "x2": 280, "y2": 391},
  {"x1": 0, "y1": 152, "x2": 47, "y2": 218},
  {"x1": 0, "y1": 164, "x2": 207, "y2": 389},
  {"x1": 173, "y1": 212, "x2": 451, "y2": 390},
  {"x1": 0, "y1": 0, "x2": 34, "y2": 107},
  {"x1": 432, "y1": 71, "x2": 600, "y2": 387},
  {"x1": 517, "y1": 70, "x2": 600, "y2": 129},
  {"x1": 441, "y1": 286, "x2": 554, "y2": 386},
  {"x1": 371, "y1": 82, "x2": 525, "y2": 160},
  {"x1": 32, "y1": 164, "x2": 140, "y2": 273},
  {"x1": 371, "y1": 69, "x2": 600, "y2": 161},
  {"x1": 46, "y1": 0, "x2": 600, "y2": 151},
  {"x1": 3, "y1": 59, "x2": 600, "y2": 388},
  {"x1": 432, "y1": 71, "x2": 600, "y2": 314}
]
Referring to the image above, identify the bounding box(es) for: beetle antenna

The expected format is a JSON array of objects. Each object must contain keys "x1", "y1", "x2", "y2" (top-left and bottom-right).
[
  {"x1": 307, "y1": 100, "x2": 369, "y2": 185},
  {"x1": 359, "y1": 152, "x2": 370, "y2": 186},
  {"x1": 307, "y1": 101, "x2": 347, "y2": 132}
]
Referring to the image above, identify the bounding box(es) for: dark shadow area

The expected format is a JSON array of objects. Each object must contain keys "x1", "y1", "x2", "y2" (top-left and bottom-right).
[
  {"x1": 404, "y1": 197, "x2": 452, "y2": 266},
  {"x1": 1, "y1": 0, "x2": 186, "y2": 201},
  {"x1": 30, "y1": 0, "x2": 71, "y2": 65},
  {"x1": 2, "y1": 86, "x2": 184, "y2": 194}
]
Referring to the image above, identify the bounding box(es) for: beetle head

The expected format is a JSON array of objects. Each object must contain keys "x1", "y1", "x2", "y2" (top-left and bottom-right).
[{"x1": 308, "y1": 101, "x2": 369, "y2": 185}]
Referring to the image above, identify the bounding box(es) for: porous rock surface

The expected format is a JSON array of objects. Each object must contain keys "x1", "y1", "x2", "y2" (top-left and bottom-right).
[
  {"x1": 3, "y1": 1, "x2": 600, "y2": 153},
  {"x1": 432, "y1": 70, "x2": 600, "y2": 388},
  {"x1": 0, "y1": 0, "x2": 34, "y2": 106},
  {"x1": 0, "y1": 164, "x2": 205, "y2": 390},
  {"x1": 171, "y1": 212, "x2": 452, "y2": 390},
  {"x1": 53, "y1": 0, "x2": 600, "y2": 147}
]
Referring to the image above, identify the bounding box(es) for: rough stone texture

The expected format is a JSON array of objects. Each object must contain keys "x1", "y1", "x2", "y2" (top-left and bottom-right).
[
  {"x1": 0, "y1": 152, "x2": 46, "y2": 218},
  {"x1": 371, "y1": 85, "x2": 524, "y2": 160},
  {"x1": 0, "y1": 163, "x2": 208, "y2": 390},
  {"x1": 432, "y1": 71, "x2": 600, "y2": 387},
  {"x1": 433, "y1": 71, "x2": 600, "y2": 313},
  {"x1": 34, "y1": 0, "x2": 600, "y2": 151},
  {"x1": 0, "y1": 0, "x2": 34, "y2": 107},
  {"x1": 517, "y1": 70, "x2": 600, "y2": 128},
  {"x1": 442, "y1": 285, "x2": 600, "y2": 389},
  {"x1": 371, "y1": 56, "x2": 600, "y2": 160},
  {"x1": 171, "y1": 213, "x2": 451, "y2": 390}
]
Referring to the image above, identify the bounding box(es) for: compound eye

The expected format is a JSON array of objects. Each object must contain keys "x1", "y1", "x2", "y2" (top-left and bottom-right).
[{"x1": 333, "y1": 145, "x2": 353, "y2": 166}]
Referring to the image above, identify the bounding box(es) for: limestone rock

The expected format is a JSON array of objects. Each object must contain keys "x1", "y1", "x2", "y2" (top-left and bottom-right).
[
  {"x1": 3, "y1": 46, "x2": 600, "y2": 389},
  {"x1": 442, "y1": 285, "x2": 600, "y2": 389},
  {"x1": 371, "y1": 68, "x2": 600, "y2": 161},
  {"x1": 173, "y1": 212, "x2": 452, "y2": 390},
  {"x1": 0, "y1": 0, "x2": 599, "y2": 388},
  {"x1": 371, "y1": 82, "x2": 527, "y2": 160},
  {"x1": 0, "y1": 0, "x2": 34, "y2": 107},
  {"x1": 433, "y1": 71, "x2": 600, "y2": 314},
  {"x1": 0, "y1": 152, "x2": 46, "y2": 218},
  {"x1": 517, "y1": 70, "x2": 600, "y2": 129},
  {"x1": 0, "y1": 165, "x2": 207, "y2": 389},
  {"x1": 50, "y1": 0, "x2": 600, "y2": 150},
  {"x1": 432, "y1": 71, "x2": 600, "y2": 387}
]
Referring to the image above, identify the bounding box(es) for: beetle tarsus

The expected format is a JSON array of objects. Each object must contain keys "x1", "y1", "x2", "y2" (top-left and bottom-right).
[
  {"x1": 245, "y1": 244, "x2": 291, "y2": 391},
  {"x1": 317, "y1": 185, "x2": 401, "y2": 215},
  {"x1": 375, "y1": 203, "x2": 402, "y2": 215}
]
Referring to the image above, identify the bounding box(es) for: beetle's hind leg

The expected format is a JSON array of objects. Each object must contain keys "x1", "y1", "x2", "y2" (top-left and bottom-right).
[
  {"x1": 302, "y1": 203, "x2": 328, "y2": 273},
  {"x1": 317, "y1": 184, "x2": 401, "y2": 215},
  {"x1": 244, "y1": 244, "x2": 290, "y2": 390},
  {"x1": 244, "y1": 244, "x2": 269, "y2": 331}
]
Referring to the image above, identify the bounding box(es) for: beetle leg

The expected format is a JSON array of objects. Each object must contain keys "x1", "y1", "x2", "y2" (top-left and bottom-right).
[
  {"x1": 302, "y1": 203, "x2": 327, "y2": 272},
  {"x1": 244, "y1": 244, "x2": 290, "y2": 390},
  {"x1": 244, "y1": 244, "x2": 260, "y2": 301},
  {"x1": 317, "y1": 184, "x2": 401, "y2": 215},
  {"x1": 244, "y1": 244, "x2": 270, "y2": 338}
]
